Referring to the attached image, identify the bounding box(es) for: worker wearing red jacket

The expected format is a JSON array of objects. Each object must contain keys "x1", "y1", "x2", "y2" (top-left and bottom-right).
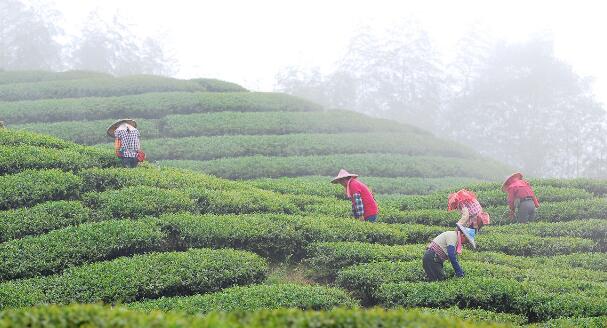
[
  {"x1": 331, "y1": 169, "x2": 378, "y2": 222},
  {"x1": 502, "y1": 172, "x2": 540, "y2": 223}
]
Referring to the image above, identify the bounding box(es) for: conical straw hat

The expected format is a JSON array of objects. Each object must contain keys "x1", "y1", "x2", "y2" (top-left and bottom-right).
[
  {"x1": 330, "y1": 169, "x2": 358, "y2": 184},
  {"x1": 107, "y1": 119, "x2": 137, "y2": 138}
]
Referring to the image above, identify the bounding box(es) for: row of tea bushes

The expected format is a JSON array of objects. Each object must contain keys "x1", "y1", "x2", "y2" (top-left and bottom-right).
[
  {"x1": 0, "y1": 92, "x2": 319, "y2": 124},
  {"x1": 0, "y1": 170, "x2": 83, "y2": 210},
  {"x1": 0, "y1": 70, "x2": 111, "y2": 85},
  {"x1": 158, "y1": 110, "x2": 421, "y2": 138},
  {"x1": 381, "y1": 198, "x2": 607, "y2": 226},
  {"x1": 0, "y1": 304, "x2": 513, "y2": 328},
  {"x1": 305, "y1": 242, "x2": 607, "y2": 286},
  {"x1": 160, "y1": 154, "x2": 509, "y2": 180},
  {"x1": 0, "y1": 248, "x2": 267, "y2": 308},
  {"x1": 0, "y1": 219, "x2": 166, "y2": 281},
  {"x1": 485, "y1": 219, "x2": 607, "y2": 243},
  {"x1": 385, "y1": 186, "x2": 594, "y2": 211},
  {"x1": 141, "y1": 132, "x2": 474, "y2": 161},
  {"x1": 0, "y1": 75, "x2": 205, "y2": 101},
  {"x1": 0, "y1": 214, "x2": 429, "y2": 279},
  {"x1": 0, "y1": 201, "x2": 91, "y2": 242},
  {"x1": 376, "y1": 276, "x2": 607, "y2": 322},
  {"x1": 12, "y1": 119, "x2": 160, "y2": 145},
  {"x1": 0, "y1": 144, "x2": 115, "y2": 174},
  {"x1": 249, "y1": 176, "x2": 481, "y2": 198},
  {"x1": 129, "y1": 284, "x2": 357, "y2": 314}
]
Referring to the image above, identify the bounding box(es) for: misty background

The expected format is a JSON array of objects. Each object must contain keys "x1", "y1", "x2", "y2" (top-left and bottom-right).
[{"x1": 1, "y1": 0, "x2": 606, "y2": 178}]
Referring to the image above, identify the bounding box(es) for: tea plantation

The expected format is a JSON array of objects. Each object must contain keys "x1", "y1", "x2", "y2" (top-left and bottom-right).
[{"x1": 0, "y1": 71, "x2": 605, "y2": 327}]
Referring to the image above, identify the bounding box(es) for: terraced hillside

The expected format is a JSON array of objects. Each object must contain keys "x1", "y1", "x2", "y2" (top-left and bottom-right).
[
  {"x1": 0, "y1": 129, "x2": 607, "y2": 327},
  {"x1": 1, "y1": 70, "x2": 509, "y2": 191}
]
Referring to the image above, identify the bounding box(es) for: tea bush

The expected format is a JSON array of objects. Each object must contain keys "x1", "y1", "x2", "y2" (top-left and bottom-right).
[
  {"x1": 159, "y1": 111, "x2": 421, "y2": 138},
  {"x1": 0, "y1": 169, "x2": 83, "y2": 210},
  {"x1": 0, "y1": 75, "x2": 204, "y2": 101},
  {"x1": 304, "y1": 242, "x2": 423, "y2": 281},
  {"x1": 160, "y1": 154, "x2": 509, "y2": 180},
  {"x1": 377, "y1": 277, "x2": 607, "y2": 322},
  {"x1": 0, "y1": 70, "x2": 111, "y2": 85},
  {"x1": 0, "y1": 304, "x2": 512, "y2": 327},
  {"x1": 129, "y1": 284, "x2": 358, "y2": 313},
  {"x1": 476, "y1": 233, "x2": 596, "y2": 256},
  {"x1": 0, "y1": 145, "x2": 115, "y2": 174},
  {"x1": 12, "y1": 119, "x2": 160, "y2": 145},
  {"x1": 142, "y1": 132, "x2": 474, "y2": 161},
  {"x1": 77, "y1": 167, "x2": 240, "y2": 193},
  {"x1": 157, "y1": 213, "x2": 412, "y2": 261},
  {"x1": 0, "y1": 219, "x2": 166, "y2": 280},
  {"x1": 0, "y1": 92, "x2": 321, "y2": 124},
  {"x1": 83, "y1": 186, "x2": 196, "y2": 220},
  {"x1": 189, "y1": 78, "x2": 248, "y2": 92},
  {"x1": 0, "y1": 201, "x2": 91, "y2": 242},
  {"x1": 0, "y1": 248, "x2": 267, "y2": 307}
]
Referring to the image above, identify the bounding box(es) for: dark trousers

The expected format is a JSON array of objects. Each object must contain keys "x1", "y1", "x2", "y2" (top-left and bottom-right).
[
  {"x1": 365, "y1": 215, "x2": 377, "y2": 223},
  {"x1": 423, "y1": 249, "x2": 445, "y2": 281},
  {"x1": 122, "y1": 157, "x2": 138, "y2": 168},
  {"x1": 516, "y1": 199, "x2": 536, "y2": 223}
]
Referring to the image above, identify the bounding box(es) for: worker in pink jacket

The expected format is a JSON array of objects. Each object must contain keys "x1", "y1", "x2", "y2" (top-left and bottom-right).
[
  {"x1": 331, "y1": 169, "x2": 378, "y2": 222},
  {"x1": 502, "y1": 172, "x2": 540, "y2": 223}
]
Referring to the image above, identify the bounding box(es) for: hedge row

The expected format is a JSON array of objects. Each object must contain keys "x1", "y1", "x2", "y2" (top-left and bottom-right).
[
  {"x1": 462, "y1": 178, "x2": 607, "y2": 197},
  {"x1": 304, "y1": 242, "x2": 607, "y2": 290},
  {"x1": 0, "y1": 169, "x2": 83, "y2": 210},
  {"x1": 83, "y1": 186, "x2": 196, "y2": 220},
  {"x1": 0, "y1": 214, "x2": 434, "y2": 281},
  {"x1": 0, "y1": 144, "x2": 115, "y2": 174},
  {"x1": 338, "y1": 260, "x2": 607, "y2": 312},
  {"x1": 158, "y1": 110, "x2": 421, "y2": 138},
  {"x1": 12, "y1": 119, "x2": 160, "y2": 145},
  {"x1": 0, "y1": 248, "x2": 267, "y2": 308},
  {"x1": 475, "y1": 233, "x2": 596, "y2": 256},
  {"x1": 485, "y1": 219, "x2": 607, "y2": 242},
  {"x1": 0, "y1": 201, "x2": 91, "y2": 242},
  {"x1": 140, "y1": 132, "x2": 474, "y2": 161},
  {"x1": 189, "y1": 78, "x2": 248, "y2": 92},
  {"x1": 157, "y1": 213, "x2": 413, "y2": 261},
  {"x1": 251, "y1": 176, "x2": 482, "y2": 197},
  {"x1": 0, "y1": 70, "x2": 111, "y2": 85},
  {"x1": 382, "y1": 198, "x2": 607, "y2": 227},
  {"x1": 388, "y1": 186, "x2": 594, "y2": 211},
  {"x1": 0, "y1": 304, "x2": 511, "y2": 327},
  {"x1": 0, "y1": 129, "x2": 74, "y2": 149},
  {"x1": 0, "y1": 75, "x2": 205, "y2": 101},
  {"x1": 78, "y1": 168, "x2": 300, "y2": 215},
  {"x1": 535, "y1": 316, "x2": 607, "y2": 327},
  {"x1": 160, "y1": 154, "x2": 510, "y2": 180},
  {"x1": 0, "y1": 92, "x2": 321, "y2": 124},
  {"x1": 0, "y1": 219, "x2": 166, "y2": 281},
  {"x1": 377, "y1": 277, "x2": 607, "y2": 322},
  {"x1": 77, "y1": 167, "x2": 240, "y2": 193},
  {"x1": 304, "y1": 242, "x2": 424, "y2": 281},
  {"x1": 129, "y1": 284, "x2": 357, "y2": 314},
  {"x1": 419, "y1": 307, "x2": 527, "y2": 326}
]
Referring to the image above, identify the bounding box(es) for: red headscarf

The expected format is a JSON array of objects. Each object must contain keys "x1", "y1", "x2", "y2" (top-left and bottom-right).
[{"x1": 448, "y1": 189, "x2": 478, "y2": 211}]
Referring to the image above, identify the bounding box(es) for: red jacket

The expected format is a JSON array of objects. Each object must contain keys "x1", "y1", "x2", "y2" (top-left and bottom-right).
[
  {"x1": 347, "y1": 178, "x2": 378, "y2": 219},
  {"x1": 506, "y1": 180, "x2": 539, "y2": 211}
]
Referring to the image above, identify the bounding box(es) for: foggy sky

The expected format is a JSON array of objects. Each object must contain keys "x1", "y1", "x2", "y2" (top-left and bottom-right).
[{"x1": 47, "y1": 0, "x2": 606, "y2": 104}]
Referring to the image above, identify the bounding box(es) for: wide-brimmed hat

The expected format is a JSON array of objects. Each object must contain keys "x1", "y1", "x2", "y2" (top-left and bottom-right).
[
  {"x1": 502, "y1": 172, "x2": 523, "y2": 192},
  {"x1": 106, "y1": 119, "x2": 137, "y2": 138},
  {"x1": 448, "y1": 189, "x2": 477, "y2": 211},
  {"x1": 456, "y1": 223, "x2": 476, "y2": 249},
  {"x1": 330, "y1": 169, "x2": 358, "y2": 184}
]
